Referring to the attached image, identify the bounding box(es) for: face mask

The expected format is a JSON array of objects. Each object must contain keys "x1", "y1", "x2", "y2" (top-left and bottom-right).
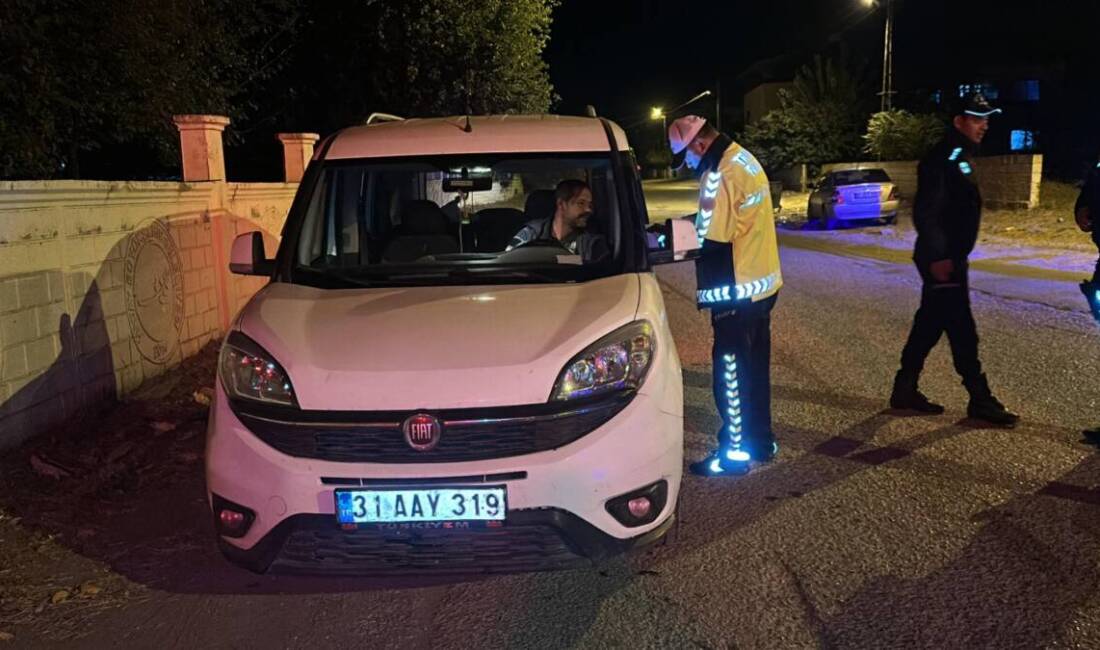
[{"x1": 685, "y1": 148, "x2": 701, "y2": 170}]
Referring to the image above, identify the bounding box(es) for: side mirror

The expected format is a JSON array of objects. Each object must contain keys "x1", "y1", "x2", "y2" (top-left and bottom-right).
[
  {"x1": 230, "y1": 231, "x2": 274, "y2": 276},
  {"x1": 647, "y1": 218, "x2": 701, "y2": 265}
]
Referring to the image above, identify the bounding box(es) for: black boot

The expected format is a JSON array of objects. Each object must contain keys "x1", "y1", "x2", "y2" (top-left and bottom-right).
[
  {"x1": 963, "y1": 374, "x2": 1019, "y2": 427},
  {"x1": 889, "y1": 370, "x2": 945, "y2": 414}
]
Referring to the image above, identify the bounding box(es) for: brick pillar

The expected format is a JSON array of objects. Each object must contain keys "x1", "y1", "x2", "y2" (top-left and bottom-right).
[
  {"x1": 277, "y1": 133, "x2": 320, "y2": 183},
  {"x1": 172, "y1": 115, "x2": 230, "y2": 182}
]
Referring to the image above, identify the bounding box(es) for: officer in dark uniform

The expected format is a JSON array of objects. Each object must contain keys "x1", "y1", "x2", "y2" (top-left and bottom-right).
[
  {"x1": 1074, "y1": 157, "x2": 1100, "y2": 442},
  {"x1": 1075, "y1": 158, "x2": 1100, "y2": 284},
  {"x1": 889, "y1": 92, "x2": 1019, "y2": 426}
]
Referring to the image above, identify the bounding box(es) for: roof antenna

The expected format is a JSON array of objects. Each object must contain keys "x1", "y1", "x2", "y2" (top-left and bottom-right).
[{"x1": 463, "y1": 70, "x2": 474, "y2": 133}]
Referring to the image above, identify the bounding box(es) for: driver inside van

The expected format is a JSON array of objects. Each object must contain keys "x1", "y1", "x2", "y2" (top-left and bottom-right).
[{"x1": 507, "y1": 179, "x2": 610, "y2": 263}]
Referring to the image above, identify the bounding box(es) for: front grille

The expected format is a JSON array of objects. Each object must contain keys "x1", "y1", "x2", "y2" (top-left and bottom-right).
[
  {"x1": 233, "y1": 393, "x2": 632, "y2": 463},
  {"x1": 270, "y1": 522, "x2": 589, "y2": 575}
]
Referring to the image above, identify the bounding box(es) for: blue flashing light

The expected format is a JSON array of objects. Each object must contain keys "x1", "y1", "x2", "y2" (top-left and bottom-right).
[{"x1": 959, "y1": 162, "x2": 972, "y2": 175}]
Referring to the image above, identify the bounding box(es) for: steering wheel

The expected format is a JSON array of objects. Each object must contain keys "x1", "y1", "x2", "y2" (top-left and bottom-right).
[{"x1": 515, "y1": 237, "x2": 572, "y2": 252}]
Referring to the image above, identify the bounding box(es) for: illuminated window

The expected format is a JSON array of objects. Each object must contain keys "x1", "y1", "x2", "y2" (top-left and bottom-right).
[
  {"x1": 1010, "y1": 130, "x2": 1035, "y2": 151},
  {"x1": 958, "y1": 83, "x2": 999, "y2": 100}
]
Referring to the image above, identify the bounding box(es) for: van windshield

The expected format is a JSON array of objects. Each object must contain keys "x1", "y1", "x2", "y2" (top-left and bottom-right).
[{"x1": 289, "y1": 154, "x2": 628, "y2": 288}]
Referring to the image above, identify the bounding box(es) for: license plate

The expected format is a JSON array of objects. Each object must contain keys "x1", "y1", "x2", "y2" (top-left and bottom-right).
[{"x1": 335, "y1": 486, "x2": 507, "y2": 524}]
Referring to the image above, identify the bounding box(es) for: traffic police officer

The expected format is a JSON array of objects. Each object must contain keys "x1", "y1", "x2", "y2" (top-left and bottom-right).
[
  {"x1": 668, "y1": 116, "x2": 783, "y2": 476},
  {"x1": 889, "y1": 93, "x2": 1018, "y2": 426},
  {"x1": 1074, "y1": 156, "x2": 1100, "y2": 442}
]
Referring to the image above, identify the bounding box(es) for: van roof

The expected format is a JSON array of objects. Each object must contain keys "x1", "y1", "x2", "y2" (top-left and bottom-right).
[{"x1": 319, "y1": 115, "x2": 631, "y2": 160}]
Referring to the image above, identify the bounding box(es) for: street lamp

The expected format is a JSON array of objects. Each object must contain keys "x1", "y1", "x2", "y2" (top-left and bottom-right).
[
  {"x1": 650, "y1": 107, "x2": 668, "y2": 177},
  {"x1": 669, "y1": 90, "x2": 712, "y2": 117},
  {"x1": 651, "y1": 106, "x2": 666, "y2": 139},
  {"x1": 864, "y1": 0, "x2": 896, "y2": 111}
]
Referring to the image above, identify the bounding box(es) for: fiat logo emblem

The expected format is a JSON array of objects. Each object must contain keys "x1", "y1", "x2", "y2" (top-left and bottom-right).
[{"x1": 402, "y1": 414, "x2": 441, "y2": 451}]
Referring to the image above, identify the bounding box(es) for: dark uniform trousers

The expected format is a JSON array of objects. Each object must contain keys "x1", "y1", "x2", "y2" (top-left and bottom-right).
[
  {"x1": 899, "y1": 260, "x2": 982, "y2": 382},
  {"x1": 711, "y1": 293, "x2": 777, "y2": 458},
  {"x1": 1092, "y1": 233, "x2": 1100, "y2": 283}
]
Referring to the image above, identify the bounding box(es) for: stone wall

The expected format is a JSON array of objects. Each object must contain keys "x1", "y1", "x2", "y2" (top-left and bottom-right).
[
  {"x1": 0, "y1": 181, "x2": 297, "y2": 448},
  {"x1": 822, "y1": 154, "x2": 1042, "y2": 208},
  {"x1": 0, "y1": 115, "x2": 313, "y2": 449}
]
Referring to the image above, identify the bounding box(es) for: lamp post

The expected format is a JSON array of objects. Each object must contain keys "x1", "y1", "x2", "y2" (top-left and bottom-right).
[
  {"x1": 669, "y1": 90, "x2": 713, "y2": 117},
  {"x1": 865, "y1": 0, "x2": 896, "y2": 112},
  {"x1": 651, "y1": 106, "x2": 666, "y2": 140},
  {"x1": 651, "y1": 107, "x2": 667, "y2": 178}
]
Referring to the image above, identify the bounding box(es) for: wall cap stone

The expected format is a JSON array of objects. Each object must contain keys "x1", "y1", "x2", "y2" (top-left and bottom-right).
[
  {"x1": 172, "y1": 115, "x2": 231, "y2": 131},
  {"x1": 277, "y1": 133, "x2": 320, "y2": 144}
]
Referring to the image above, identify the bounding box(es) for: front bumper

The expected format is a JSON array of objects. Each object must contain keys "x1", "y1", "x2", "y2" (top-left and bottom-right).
[
  {"x1": 217, "y1": 507, "x2": 675, "y2": 575},
  {"x1": 205, "y1": 383, "x2": 682, "y2": 574}
]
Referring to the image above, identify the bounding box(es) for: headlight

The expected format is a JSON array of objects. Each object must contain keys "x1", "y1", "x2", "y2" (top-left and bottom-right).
[
  {"x1": 551, "y1": 321, "x2": 656, "y2": 401},
  {"x1": 218, "y1": 331, "x2": 298, "y2": 407}
]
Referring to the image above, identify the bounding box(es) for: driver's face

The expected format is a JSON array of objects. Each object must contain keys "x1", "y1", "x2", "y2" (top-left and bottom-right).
[{"x1": 560, "y1": 188, "x2": 594, "y2": 229}]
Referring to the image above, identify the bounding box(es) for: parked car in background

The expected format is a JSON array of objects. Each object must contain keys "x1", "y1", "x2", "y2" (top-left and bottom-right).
[{"x1": 807, "y1": 168, "x2": 900, "y2": 227}]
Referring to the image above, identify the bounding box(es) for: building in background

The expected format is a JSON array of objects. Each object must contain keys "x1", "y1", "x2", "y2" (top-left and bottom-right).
[
  {"x1": 743, "y1": 81, "x2": 795, "y2": 125},
  {"x1": 928, "y1": 65, "x2": 1058, "y2": 158}
]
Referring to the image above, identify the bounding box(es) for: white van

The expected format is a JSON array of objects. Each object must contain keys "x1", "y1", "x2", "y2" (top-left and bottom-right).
[{"x1": 206, "y1": 115, "x2": 700, "y2": 574}]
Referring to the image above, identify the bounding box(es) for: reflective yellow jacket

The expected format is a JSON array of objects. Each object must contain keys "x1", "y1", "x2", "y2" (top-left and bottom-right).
[{"x1": 694, "y1": 140, "x2": 782, "y2": 305}]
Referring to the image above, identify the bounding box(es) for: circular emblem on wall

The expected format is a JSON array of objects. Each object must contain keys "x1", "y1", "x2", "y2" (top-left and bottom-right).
[{"x1": 124, "y1": 220, "x2": 184, "y2": 365}]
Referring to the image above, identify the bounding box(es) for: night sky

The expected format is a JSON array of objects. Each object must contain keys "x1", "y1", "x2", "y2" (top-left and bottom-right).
[{"x1": 546, "y1": 0, "x2": 1100, "y2": 151}]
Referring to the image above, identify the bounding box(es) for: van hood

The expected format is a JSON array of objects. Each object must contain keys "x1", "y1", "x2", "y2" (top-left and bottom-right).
[{"x1": 237, "y1": 275, "x2": 640, "y2": 410}]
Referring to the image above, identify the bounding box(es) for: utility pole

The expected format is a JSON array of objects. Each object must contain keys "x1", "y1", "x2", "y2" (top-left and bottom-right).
[
  {"x1": 879, "y1": 0, "x2": 895, "y2": 112},
  {"x1": 716, "y1": 79, "x2": 722, "y2": 131}
]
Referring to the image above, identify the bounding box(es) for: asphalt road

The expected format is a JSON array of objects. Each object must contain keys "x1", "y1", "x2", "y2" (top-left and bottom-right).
[{"x1": 14, "y1": 182, "x2": 1100, "y2": 649}]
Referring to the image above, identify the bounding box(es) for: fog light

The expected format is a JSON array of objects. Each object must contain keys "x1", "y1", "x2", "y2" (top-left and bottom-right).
[
  {"x1": 220, "y1": 509, "x2": 246, "y2": 530},
  {"x1": 605, "y1": 480, "x2": 667, "y2": 528},
  {"x1": 627, "y1": 497, "x2": 652, "y2": 518},
  {"x1": 211, "y1": 494, "x2": 256, "y2": 539}
]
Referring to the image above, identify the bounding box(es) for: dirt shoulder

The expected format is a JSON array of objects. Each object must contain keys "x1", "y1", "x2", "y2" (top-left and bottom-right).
[{"x1": 0, "y1": 343, "x2": 220, "y2": 644}]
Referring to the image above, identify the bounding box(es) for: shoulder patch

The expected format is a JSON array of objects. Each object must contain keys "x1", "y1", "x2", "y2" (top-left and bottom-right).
[
  {"x1": 948, "y1": 147, "x2": 963, "y2": 162},
  {"x1": 729, "y1": 150, "x2": 761, "y2": 177}
]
